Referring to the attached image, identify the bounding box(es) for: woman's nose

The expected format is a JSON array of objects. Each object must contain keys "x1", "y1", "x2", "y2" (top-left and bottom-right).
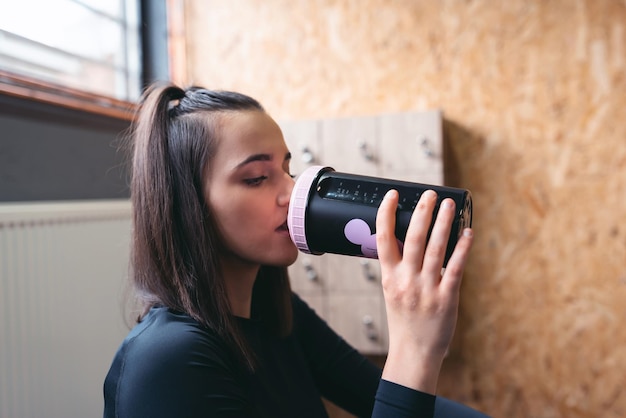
[{"x1": 278, "y1": 173, "x2": 295, "y2": 207}]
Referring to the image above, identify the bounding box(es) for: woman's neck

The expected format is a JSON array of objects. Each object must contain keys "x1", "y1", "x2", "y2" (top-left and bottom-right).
[{"x1": 220, "y1": 255, "x2": 260, "y2": 318}]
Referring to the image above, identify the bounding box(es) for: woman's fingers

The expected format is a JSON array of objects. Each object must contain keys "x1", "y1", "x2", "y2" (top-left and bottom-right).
[
  {"x1": 375, "y1": 190, "x2": 402, "y2": 265},
  {"x1": 401, "y1": 190, "x2": 437, "y2": 270},
  {"x1": 377, "y1": 190, "x2": 473, "y2": 289},
  {"x1": 421, "y1": 197, "x2": 456, "y2": 278},
  {"x1": 440, "y1": 227, "x2": 474, "y2": 292}
]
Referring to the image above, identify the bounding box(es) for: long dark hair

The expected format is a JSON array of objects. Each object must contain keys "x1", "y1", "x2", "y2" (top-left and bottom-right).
[{"x1": 128, "y1": 82, "x2": 293, "y2": 370}]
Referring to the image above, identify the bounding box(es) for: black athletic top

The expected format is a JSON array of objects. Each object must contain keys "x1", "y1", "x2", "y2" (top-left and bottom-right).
[{"x1": 103, "y1": 293, "x2": 488, "y2": 418}]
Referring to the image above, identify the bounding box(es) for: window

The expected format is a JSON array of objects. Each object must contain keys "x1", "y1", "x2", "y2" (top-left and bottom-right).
[{"x1": 0, "y1": 0, "x2": 141, "y2": 118}]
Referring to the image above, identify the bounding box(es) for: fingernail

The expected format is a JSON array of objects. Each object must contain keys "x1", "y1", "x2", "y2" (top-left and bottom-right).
[
  {"x1": 463, "y1": 228, "x2": 473, "y2": 237},
  {"x1": 442, "y1": 199, "x2": 454, "y2": 209},
  {"x1": 424, "y1": 190, "x2": 437, "y2": 199},
  {"x1": 384, "y1": 189, "x2": 397, "y2": 200}
]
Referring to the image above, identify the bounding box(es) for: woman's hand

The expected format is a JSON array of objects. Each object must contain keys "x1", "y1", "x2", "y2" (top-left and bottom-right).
[{"x1": 376, "y1": 189, "x2": 474, "y2": 395}]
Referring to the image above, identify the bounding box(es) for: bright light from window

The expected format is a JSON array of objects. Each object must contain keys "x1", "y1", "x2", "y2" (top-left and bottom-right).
[{"x1": 0, "y1": 0, "x2": 141, "y2": 102}]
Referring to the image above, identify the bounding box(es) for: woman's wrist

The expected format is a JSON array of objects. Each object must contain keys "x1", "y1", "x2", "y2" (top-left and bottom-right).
[{"x1": 381, "y1": 347, "x2": 444, "y2": 395}]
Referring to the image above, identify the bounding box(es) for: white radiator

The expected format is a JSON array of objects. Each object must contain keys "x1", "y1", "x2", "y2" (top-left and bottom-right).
[{"x1": 0, "y1": 200, "x2": 132, "y2": 418}]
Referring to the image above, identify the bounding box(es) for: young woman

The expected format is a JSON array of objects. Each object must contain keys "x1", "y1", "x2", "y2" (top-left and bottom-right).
[{"x1": 103, "y1": 83, "x2": 488, "y2": 417}]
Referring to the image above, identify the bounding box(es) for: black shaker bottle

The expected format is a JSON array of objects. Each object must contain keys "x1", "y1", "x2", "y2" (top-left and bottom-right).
[{"x1": 287, "y1": 165, "x2": 473, "y2": 266}]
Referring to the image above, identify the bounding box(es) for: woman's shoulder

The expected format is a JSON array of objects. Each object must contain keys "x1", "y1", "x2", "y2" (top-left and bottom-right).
[
  {"x1": 119, "y1": 307, "x2": 235, "y2": 371},
  {"x1": 104, "y1": 308, "x2": 248, "y2": 417}
]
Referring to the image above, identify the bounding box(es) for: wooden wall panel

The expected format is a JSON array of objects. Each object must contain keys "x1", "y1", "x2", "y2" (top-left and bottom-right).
[{"x1": 178, "y1": 1, "x2": 626, "y2": 417}]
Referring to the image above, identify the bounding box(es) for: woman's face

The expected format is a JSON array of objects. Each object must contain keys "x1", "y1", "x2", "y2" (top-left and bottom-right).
[{"x1": 204, "y1": 110, "x2": 299, "y2": 268}]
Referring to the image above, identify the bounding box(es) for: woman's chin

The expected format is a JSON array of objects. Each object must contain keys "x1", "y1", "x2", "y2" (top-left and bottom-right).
[{"x1": 272, "y1": 245, "x2": 299, "y2": 267}]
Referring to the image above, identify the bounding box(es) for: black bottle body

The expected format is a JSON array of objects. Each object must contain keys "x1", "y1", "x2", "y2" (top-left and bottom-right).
[{"x1": 288, "y1": 166, "x2": 473, "y2": 266}]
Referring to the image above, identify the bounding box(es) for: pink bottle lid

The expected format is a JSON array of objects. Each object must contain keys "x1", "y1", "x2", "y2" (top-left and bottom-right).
[{"x1": 287, "y1": 165, "x2": 327, "y2": 253}]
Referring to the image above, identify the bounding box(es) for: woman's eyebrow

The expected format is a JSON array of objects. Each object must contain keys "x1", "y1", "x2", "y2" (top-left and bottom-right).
[
  {"x1": 236, "y1": 153, "x2": 272, "y2": 168},
  {"x1": 236, "y1": 152, "x2": 291, "y2": 168}
]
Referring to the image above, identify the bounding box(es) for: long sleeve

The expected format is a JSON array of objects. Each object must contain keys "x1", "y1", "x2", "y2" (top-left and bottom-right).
[
  {"x1": 291, "y1": 293, "x2": 380, "y2": 415},
  {"x1": 374, "y1": 380, "x2": 435, "y2": 417},
  {"x1": 291, "y1": 293, "x2": 491, "y2": 418},
  {"x1": 292, "y1": 293, "x2": 438, "y2": 418}
]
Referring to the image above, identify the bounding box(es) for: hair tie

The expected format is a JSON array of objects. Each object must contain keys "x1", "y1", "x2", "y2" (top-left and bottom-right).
[{"x1": 167, "y1": 87, "x2": 186, "y2": 111}]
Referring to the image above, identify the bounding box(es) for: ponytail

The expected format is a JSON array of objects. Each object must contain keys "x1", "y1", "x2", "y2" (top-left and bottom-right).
[{"x1": 131, "y1": 84, "x2": 187, "y2": 311}]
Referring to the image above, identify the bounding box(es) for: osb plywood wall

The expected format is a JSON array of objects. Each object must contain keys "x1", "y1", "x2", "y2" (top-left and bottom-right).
[{"x1": 175, "y1": 1, "x2": 626, "y2": 417}]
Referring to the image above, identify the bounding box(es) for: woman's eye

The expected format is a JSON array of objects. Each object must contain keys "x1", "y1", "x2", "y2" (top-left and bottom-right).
[{"x1": 244, "y1": 176, "x2": 268, "y2": 186}]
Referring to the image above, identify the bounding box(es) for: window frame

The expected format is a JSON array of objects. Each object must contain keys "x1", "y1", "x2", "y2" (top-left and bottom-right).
[
  {"x1": 0, "y1": 0, "x2": 149, "y2": 122},
  {"x1": 0, "y1": 0, "x2": 184, "y2": 122},
  {"x1": 0, "y1": 69, "x2": 136, "y2": 121}
]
